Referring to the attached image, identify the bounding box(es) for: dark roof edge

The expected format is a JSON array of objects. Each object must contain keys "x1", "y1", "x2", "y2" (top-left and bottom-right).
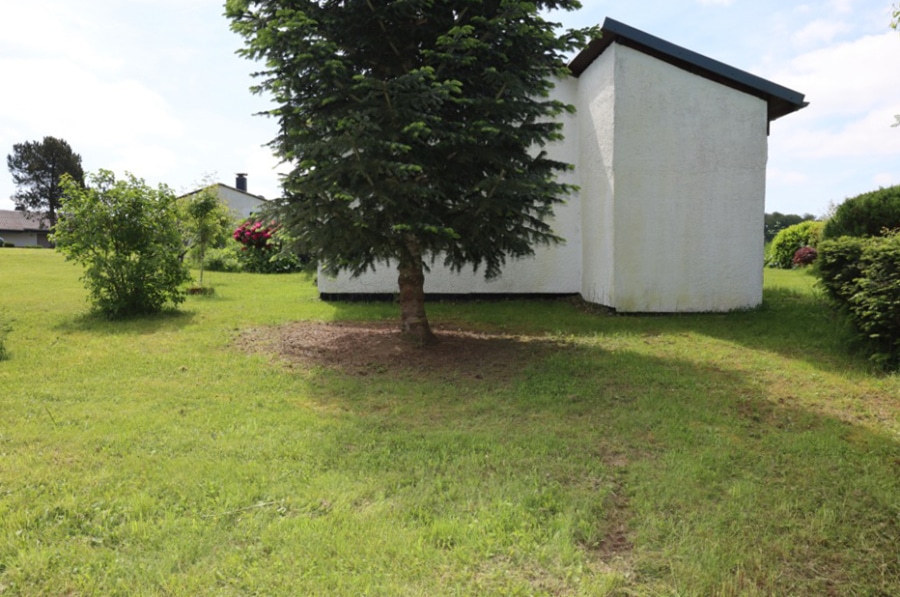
[
  {"x1": 177, "y1": 182, "x2": 268, "y2": 201},
  {"x1": 568, "y1": 17, "x2": 808, "y2": 122}
]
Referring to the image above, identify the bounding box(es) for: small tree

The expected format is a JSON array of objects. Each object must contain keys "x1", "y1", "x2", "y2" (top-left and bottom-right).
[
  {"x1": 227, "y1": 0, "x2": 594, "y2": 344},
  {"x1": 179, "y1": 186, "x2": 233, "y2": 288},
  {"x1": 54, "y1": 170, "x2": 191, "y2": 318},
  {"x1": 7, "y1": 136, "x2": 85, "y2": 227}
]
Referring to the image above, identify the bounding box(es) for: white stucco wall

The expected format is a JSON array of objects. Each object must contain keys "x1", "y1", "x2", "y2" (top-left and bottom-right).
[
  {"x1": 215, "y1": 185, "x2": 268, "y2": 219},
  {"x1": 578, "y1": 45, "x2": 617, "y2": 307},
  {"x1": 317, "y1": 76, "x2": 583, "y2": 296},
  {"x1": 607, "y1": 45, "x2": 767, "y2": 312}
]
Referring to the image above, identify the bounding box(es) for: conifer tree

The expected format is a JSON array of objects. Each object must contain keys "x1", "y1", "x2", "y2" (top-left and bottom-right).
[
  {"x1": 227, "y1": 0, "x2": 594, "y2": 343},
  {"x1": 7, "y1": 137, "x2": 85, "y2": 227}
]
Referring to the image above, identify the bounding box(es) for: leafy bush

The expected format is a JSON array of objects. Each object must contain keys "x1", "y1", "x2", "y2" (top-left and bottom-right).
[
  {"x1": 764, "y1": 212, "x2": 816, "y2": 242},
  {"x1": 823, "y1": 185, "x2": 900, "y2": 239},
  {"x1": 792, "y1": 246, "x2": 818, "y2": 267},
  {"x1": 816, "y1": 233, "x2": 900, "y2": 368},
  {"x1": 233, "y1": 219, "x2": 306, "y2": 273},
  {"x1": 767, "y1": 220, "x2": 824, "y2": 268},
  {"x1": 201, "y1": 246, "x2": 243, "y2": 273},
  {"x1": 815, "y1": 236, "x2": 866, "y2": 305},
  {"x1": 54, "y1": 170, "x2": 191, "y2": 318}
]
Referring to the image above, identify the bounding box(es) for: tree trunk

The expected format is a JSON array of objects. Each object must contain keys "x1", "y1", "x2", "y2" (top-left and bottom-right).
[{"x1": 397, "y1": 237, "x2": 436, "y2": 345}]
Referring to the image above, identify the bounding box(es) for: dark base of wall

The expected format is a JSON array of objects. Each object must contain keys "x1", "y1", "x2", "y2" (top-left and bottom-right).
[{"x1": 319, "y1": 292, "x2": 581, "y2": 303}]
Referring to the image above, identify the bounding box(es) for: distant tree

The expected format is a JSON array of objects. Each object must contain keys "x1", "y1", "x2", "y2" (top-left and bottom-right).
[
  {"x1": 764, "y1": 212, "x2": 816, "y2": 243},
  {"x1": 6, "y1": 136, "x2": 85, "y2": 227},
  {"x1": 226, "y1": 0, "x2": 596, "y2": 344},
  {"x1": 54, "y1": 170, "x2": 191, "y2": 318}
]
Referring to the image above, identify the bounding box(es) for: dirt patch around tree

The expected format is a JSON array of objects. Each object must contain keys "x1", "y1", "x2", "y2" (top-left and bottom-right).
[{"x1": 235, "y1": 320, "x2": 571, "y2": 380}]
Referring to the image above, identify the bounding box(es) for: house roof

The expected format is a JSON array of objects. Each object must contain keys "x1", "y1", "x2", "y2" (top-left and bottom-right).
[
  {"x1": 568, "y1": 18, "x2": 808, "y2": 123},
  {"x1": 0, "y1": 209, "x2": 47, "y2": 232},
  {"x1": 178, "y1": 182, "x2": 267, "y2": 201}
]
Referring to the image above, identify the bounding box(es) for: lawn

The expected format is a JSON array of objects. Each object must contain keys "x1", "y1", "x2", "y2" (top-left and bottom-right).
[{"x1": 1, "y1": 249, "x2": 899, "y2": 596}]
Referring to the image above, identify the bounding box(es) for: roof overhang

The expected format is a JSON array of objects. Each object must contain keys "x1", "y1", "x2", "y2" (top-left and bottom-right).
[{"x1": 568, "y1": 18, "x2": 808, "y2": 123}]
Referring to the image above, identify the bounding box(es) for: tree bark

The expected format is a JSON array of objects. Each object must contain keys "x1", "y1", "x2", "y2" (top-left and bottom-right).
[{"x1": 397, "y1": 236, "x2": 437, "y2": 345}]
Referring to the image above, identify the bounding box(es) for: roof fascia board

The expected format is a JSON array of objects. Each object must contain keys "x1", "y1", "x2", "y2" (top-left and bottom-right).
[{"x1": 568, "y1": 18, "x2": 808, "y2": 122}]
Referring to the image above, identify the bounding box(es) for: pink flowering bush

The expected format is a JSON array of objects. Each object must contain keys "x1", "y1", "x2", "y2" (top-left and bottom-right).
[
  {"x1": 792, "y1": 246, "x2": 818, "y2": 267},
  {"x1": 232, "y1": 219, "x2": 304, "y2": 273},
  {"x1": 233, "y1": 220, "x2": 277, "y2": 250}
]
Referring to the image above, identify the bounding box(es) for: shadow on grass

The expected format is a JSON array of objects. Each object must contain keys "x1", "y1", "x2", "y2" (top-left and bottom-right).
[
  {"x1": 298, "y1": 340, "x2": 900, "y2": 595},
  {"x1": 339, "y1": 283, "x2": 867, "y2": 376},
  {"x1": 55, "y1": 308, "x2": 197, "y2": 335}
]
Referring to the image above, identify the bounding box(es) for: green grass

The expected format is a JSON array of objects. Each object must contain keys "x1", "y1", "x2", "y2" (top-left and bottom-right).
[{"x1": 1, "y1": 249, "x2": 899, "y2": 596}]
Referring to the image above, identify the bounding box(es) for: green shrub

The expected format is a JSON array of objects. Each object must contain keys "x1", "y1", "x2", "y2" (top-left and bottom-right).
[
  {"x1": 232, "y1": 219, "x2": 307, "y2": 274},
  {"x1": 815, "y1": 236, "x2": 866, "y2": 305},
  {"x1": 54, "y1": 170, "x2": 191, "y2": 318},
  {"x1": 767, "y1": 220, "x2": 824, "y2": 268},
  {"x1": 816, "y1": 233, "x2": 900, "y2": 368},
  {"x1": 823, "y1": 185, "x2": 900, "y2": 239},
  {"x1": 201, "y1": 246, "x2": 243, "y2": 273}
]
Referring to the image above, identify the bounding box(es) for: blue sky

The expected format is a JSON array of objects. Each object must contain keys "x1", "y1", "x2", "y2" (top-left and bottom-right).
[{"x1": 1, "y1": 0, "x2": 898, "y2": 217}]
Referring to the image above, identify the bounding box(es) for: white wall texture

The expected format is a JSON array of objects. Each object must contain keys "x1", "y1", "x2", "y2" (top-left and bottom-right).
[
  {"x1": 216, "y1": 185, "x2": 268, "y2": 219},
  {"x1": 318, "y1": 41, "x2": 770, "y2": 313},
  {"x1": 0, "y1": 231, "x2": 39, "y2": 246},
  {"x1": 607, "y1": 45, "x2": 767, "y2": 312}
]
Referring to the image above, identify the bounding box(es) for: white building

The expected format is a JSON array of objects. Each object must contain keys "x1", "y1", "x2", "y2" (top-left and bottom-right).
[
  {"x1": 0, "y1": 210, "x2": 51, "y2": 247},
  {"x1": 318, "y1": 18, "x2": 807, "y2": 312},
  {"x1": 181, "y1": 174, "x2": 268, "y2": 220}
]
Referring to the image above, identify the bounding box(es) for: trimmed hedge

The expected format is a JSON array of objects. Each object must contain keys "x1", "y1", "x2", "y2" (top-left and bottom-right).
[
  {"x1": 823, "y1": 185, "x2": 900, "y2": 239},
  {"x1": 767, "y1": 220, "x2": 824, "y2": 269},
  {"x1": 816, "y1": 233, "x2": 900, "y2": 368}
]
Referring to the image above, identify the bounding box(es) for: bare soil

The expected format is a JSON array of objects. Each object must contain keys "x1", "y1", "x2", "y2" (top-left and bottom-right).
[{"x1": 235, "y1": 320, "x2": 563, "y2": 379}]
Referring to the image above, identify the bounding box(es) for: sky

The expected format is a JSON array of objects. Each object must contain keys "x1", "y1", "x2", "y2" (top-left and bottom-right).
[{"x1": 1, "y1": 0, "x2": 898, "y2": 218}]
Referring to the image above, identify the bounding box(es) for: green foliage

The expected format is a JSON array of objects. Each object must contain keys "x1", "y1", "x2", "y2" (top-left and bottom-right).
[
  {"x1": 233, "y1": 220, "x2": 306, "y2": 273},
  {"x1": 764, "y1": 211, "x2": 816, "y2": 243},
  {"x1": 816, "y1": 233, "x2": 900, "y2": 368},
  {"x1": 53, "y1": 170, "x2": 191, "y2": 318},
  {"x1": 823, "y1": 185, "x2": 900, "y2": 239},
  {"x1": 766, "y1": 220, "x2": 824, "y2": 268},
  {"x1": 6, "y1": 136, "x2": 85, "y2": 227},
  {"x1": 226, "y1": 0, "x2": 598, "y2": 337},
  {"x1": 177, "y1": 187, "x2": 234, "y2": 286},
  {"x1": 201, "y1": 245, "x2": 243, "y2": 272}
]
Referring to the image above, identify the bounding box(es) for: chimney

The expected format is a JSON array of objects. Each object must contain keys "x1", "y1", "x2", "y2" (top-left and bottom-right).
[{"x1": 235, "y1": 173, "x2": 248, "y2": 192}]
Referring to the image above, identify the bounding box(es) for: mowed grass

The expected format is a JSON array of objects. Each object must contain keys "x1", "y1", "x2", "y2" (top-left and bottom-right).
[{"x1": 1, "y1": 249, "x2": 899, "y2": 596}]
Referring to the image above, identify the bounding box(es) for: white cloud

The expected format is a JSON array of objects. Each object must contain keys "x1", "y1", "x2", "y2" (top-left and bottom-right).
[
  {"x1": 696, "y1": 0, "x2": 734, "y2": 5},
  {"x1": 872, "y1": 172, "x2": 899, "y2": 187},
  {"x1": 764, "y1": 32, "x2": 900, "y2": 121},
  {"x1": 791, "y1": 19, "x2": 845, "y2": 48},
  {"x1": 0, "y1": 58, "x2": 183, "y2": 145}
]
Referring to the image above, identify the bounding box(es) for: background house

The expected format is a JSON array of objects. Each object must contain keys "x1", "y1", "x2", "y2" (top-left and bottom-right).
[
  {"x1": 180, "y1": 173, "x2": 268, "y2": 220},
  {"x1": 0, "y1": 209, "x2": 52, "y2": 247},
  {"x1": 318, "y1": 18, "x2": 808, "y2": 313}
]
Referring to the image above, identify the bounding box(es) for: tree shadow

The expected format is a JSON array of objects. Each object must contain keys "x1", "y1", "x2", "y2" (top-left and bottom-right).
[
  {"x1": 54, "y1": 308, "x2": 197, "y2": 336},
  {"x1": 292, "y1": 337, "x2": 900, "y2": 594}
]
